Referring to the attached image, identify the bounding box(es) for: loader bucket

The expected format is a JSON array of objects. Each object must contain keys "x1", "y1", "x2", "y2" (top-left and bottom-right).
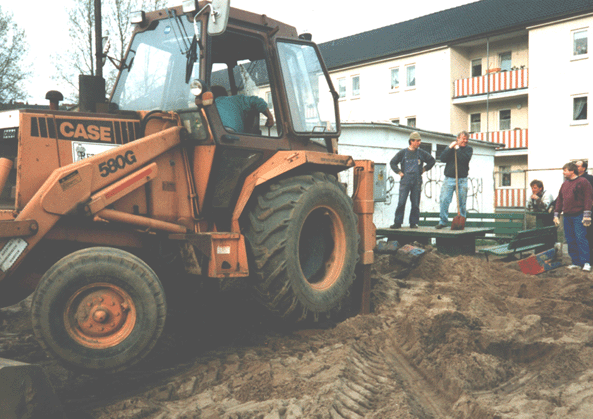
[{"x1": 0, "y1": 358, "x2": 65, "y2": 419}]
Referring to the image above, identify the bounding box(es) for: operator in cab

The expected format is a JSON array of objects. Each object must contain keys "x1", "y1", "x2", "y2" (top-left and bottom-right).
[{"x1": 209, "y1": 85, "x2": 274, "y2": 133}]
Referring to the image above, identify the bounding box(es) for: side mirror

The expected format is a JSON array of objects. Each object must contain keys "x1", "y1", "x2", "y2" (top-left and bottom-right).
[{"x1": 207, "y1": 0, "x2": 230, "y2": 36}]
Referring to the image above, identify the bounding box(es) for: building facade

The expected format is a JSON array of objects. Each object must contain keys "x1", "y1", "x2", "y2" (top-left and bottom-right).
[{"x1": 318, "y1": 0, "x2": 593, "y2": 209}]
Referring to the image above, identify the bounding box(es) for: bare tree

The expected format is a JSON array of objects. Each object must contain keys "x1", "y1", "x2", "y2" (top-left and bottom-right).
[
  {"x1": 52, "y1": 0, "x2": 95, "y2": 99},
  {"x1": 105, "y1": 0, "x2": 168, "y2": 91},
  {"x1": 0, "y1": 6, "x2": 30, "y2": 103},
  {"x1": 52, "y1": 0, "x2": 168, "y2": 101}
]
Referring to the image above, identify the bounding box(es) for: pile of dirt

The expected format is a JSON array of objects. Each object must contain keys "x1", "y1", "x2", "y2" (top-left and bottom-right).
[{"x1": 2, "y1": 246, "x2": 593, "y2": 418}]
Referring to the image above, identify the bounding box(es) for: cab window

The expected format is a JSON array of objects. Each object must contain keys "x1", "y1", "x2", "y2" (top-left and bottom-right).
[{"x1": 209, "y1": 31, "x2": 279, "y2": 137}]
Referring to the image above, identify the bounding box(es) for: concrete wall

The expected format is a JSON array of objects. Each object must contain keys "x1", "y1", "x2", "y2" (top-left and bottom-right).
[
  {"x1": 330, "y1": 48, "x2": 452, "y2": 132},
  {"x1": 337, "y1": 123, "x2": 498, "y2": 228},
  {"x1": 529, "y1": 15, "x2": 593, "y2": 194}
]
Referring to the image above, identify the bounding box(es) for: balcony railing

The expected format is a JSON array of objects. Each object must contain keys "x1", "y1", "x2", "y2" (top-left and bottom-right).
[
  {"x1": 495, "y1": 188, "x2": 526, "y2": 208},
  {"x1": 454, "y1": 68, "x2": 529, "y2": 98},
  {"x1": 470, "y1": 128, "x2": 528, "y2": 149}
]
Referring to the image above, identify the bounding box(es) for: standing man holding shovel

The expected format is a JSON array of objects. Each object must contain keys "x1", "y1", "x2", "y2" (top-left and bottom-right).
[{"x1": 436, "y1": 131, "x2": 473, "y2": 229}]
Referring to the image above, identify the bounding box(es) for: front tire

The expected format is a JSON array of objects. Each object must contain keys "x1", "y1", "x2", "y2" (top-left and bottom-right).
[
  {"x1": 31, "y1": 247, "x2": 166, "y2": 373},
  {"x1": 244, "y1": 172, "x2": 358, "y2": 322}
]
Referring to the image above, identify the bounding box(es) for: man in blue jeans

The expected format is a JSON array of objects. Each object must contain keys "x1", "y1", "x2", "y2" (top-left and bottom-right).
[
  {"x1": 436, "y1": 131, "x2": 473, "y2": 229},
  {"x1": 554, "y1": 162, "x2": 592, "y2": 271},
  {"x1": 390, "y1": 131, "x2": 435, "y2": 228}
]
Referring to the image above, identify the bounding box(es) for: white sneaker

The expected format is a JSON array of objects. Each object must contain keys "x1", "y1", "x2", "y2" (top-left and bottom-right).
[
  {"x1": 568, "y1": 264, "x2": 582, "y2": 270},
  {"x1": 583, "y1": 263, "x2": 591, "y2": 272}
]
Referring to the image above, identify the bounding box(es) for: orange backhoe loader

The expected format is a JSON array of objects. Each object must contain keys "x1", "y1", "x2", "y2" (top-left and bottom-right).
[{"x1": 0, "y1": 0, "x2": 376, "y2": 383}]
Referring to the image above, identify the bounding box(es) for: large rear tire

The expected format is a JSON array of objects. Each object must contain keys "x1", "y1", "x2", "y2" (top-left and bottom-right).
[
  {"x1": 31, "y1": 247, "x2": 166, "y2": 373},
  {"x1": 244, "y1": 172, "x2": 358, "y2": 321}
]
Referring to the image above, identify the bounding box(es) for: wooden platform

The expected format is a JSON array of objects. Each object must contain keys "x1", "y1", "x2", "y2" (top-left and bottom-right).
[{"x1": 376, "y1": 226, "x2": 494, "y2": 256}]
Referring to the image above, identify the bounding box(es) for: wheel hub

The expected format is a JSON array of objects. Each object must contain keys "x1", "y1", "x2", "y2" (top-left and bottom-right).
[
  {"x1": 299, "y1": 206, "x2": 346, "y2": 291},
  {"x1": 65, "y1": 283, "x2": 136, "y2": 348}
]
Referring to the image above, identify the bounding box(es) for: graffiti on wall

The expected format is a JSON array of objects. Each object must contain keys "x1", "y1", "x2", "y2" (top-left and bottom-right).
[
  {"x1": 384, "y1": 175, "x2": 395, "y2": 206},
  {"x1": 423, "y1": 163, "x2": 484, "y2": 212},
  {"x1": 368, "y1": 162, "x2": 485, "y2": 214}
]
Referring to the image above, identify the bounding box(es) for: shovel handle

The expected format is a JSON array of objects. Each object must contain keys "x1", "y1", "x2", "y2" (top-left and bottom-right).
[{"x1": 455, "y1": 150, "x2": 461, "y2": 216}]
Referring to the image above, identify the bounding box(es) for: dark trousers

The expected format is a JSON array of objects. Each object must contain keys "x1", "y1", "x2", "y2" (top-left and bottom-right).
[
  {"x1": 394, "y1": 175, "x2": 421, "y2": 226},
  {"x1": 564, "y1": 213, "x2": 590, "y2": 266},
  {"x1": 587, "y1": 224, "x2": 593, "y2": 261}
]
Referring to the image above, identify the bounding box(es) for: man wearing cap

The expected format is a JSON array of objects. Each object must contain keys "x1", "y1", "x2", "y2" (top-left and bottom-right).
[{"x1": 390, "y1": 131, "x2": 436, "y2": 228}]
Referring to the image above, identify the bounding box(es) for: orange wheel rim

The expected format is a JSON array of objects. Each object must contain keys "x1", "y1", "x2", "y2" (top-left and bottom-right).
[
  {"x1": 299, "y1": 205, "x2": 347, "y2": 291},
  {"x1": 64, "y1": 282, "x2": 136, "y2": 349}
]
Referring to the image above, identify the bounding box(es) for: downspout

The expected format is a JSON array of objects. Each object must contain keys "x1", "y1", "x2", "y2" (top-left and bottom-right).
[
  {"x1": 486, "y1": 38, "x2": 493, "y2": 211},
  {"x1": 486, "y1": 38, "x2": 490, "y2": 136}
]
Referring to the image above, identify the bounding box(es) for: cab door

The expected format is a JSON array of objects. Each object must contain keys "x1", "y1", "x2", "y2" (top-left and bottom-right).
[{"x1": 202, "y1": 28, "x2": 288, "y2": 227}]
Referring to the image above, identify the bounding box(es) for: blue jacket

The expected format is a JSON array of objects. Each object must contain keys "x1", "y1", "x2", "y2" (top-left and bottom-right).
[{"x1": 215, "y1": 95, "x2": 268, "y2": 133}]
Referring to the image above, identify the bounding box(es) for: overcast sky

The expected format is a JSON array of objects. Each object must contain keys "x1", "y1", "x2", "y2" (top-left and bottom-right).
[{"x1": 5, "y1": 0, "x2": 479, "y2": 103}]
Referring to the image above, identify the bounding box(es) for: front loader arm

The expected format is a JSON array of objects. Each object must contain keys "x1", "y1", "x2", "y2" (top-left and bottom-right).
[{"x1": 0, "y1": 126, "x2": 186, "y2": 289}]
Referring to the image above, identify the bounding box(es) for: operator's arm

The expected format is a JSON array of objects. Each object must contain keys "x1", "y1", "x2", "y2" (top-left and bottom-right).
[
  {"x1": 457, "y1": 146, "x2": 473, "y2": 165},
  {"x1": 553, "y1": 187, "x2": 564, "y2": 227},
  {"x1": 530, "y1": 196, "x2": 546, "y2": 212},
  {"x1": 541, "y1": 191, "x2": 554, "y2": 211},
  {"x1": 263, "y1": 108, "x2": 275, "y2": 127},
  {"x1": 583, "y1": 180, "x2": 593, "y2": 217},
  {"x1": 421, "y1": 150, "x2": 436, "y2": 172},
  {"x1": 389, "y1": 150, "x2": 405, "y2": 176},
  {"x1": 554, "y1": 187, "x2": 564, "y2": 217},
  {"x1": 248, "y1": 96, "x2": 275, "y2": 127},
  {"x1": 439, "y1": 146, "x2": 453, "y2": 163}
]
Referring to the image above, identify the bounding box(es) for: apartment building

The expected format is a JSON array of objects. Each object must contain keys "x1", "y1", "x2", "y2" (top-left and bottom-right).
[{"x1": 318, "y1": 0, "x2": 593, "y2": 209}]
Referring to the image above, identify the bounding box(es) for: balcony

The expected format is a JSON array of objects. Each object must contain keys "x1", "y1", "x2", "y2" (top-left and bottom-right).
[
  {"x1": 454, "y1": 68, "x2": 529, "y2": 102},
  {"x1": 495, "y1": 188, "x2": 526, "y2": 208},
  {"x1": 470, "y1": 128, "x2": 528, "y2": 149}
]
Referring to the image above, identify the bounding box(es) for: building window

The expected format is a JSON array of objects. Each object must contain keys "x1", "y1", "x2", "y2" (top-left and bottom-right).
[
  {"x1": 338, "y1": 78, "x2": 346, "y2": 99},
  {"x1": 574, "y1": 29, "x2": 588, "y2": 56},
  {"x1": 436, "y1": 144, "x2": 447, "y2": 158},
  {"x1": 406, "y1": 65, "x2": 416, "y2": 87},
  {"x1": 407, "y1": 117, "x2": 416, "y2": 127},
  {"x1": 351, "y1": 75, "x2": 360, "y2": 97},
  {"x1": 471, "y1": 59, "x2": 482, "y2": 77},
  {"x1": 574, "y1": 96, "x2": 588, "y2": 121},
  {"x1": 470, "y1": 113, "x2": 481, "y2": 133},
  {"x1": 391, "y1": 119, "x2": 400, "y2": 125},
  {"x1": 390, "y1": 68, "x2": 399, "y2": 89},
  {"x1": 266, "y1": 91, "x2": 273, "y2": 109},
  {"x1": 419, "y1": 143, "x2": 432, "y2": 154},
  {"x1": 500, "y1": 166, "x2": 511, "y2": 187},
  {"x1": 499, "y1": 109, "x2": 511, "y2": 130},
  {"x1": 499, "y1": 51, "x2": 512, "y2": 71}
]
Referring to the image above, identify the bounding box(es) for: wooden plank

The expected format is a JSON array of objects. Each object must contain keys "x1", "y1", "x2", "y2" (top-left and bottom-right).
[
  {"x1": 480, "y1": 242, "x2": 542, "y2": 256},
  {"x1": 508, "y1": 227, "x2": 556, "y2": 250},
  {"x1": 419, "y1": 220, "x2": 523, "y2": 226},
  {"x1": 376, "y1": 226, "x2": 494, "y2": 238},
  {"x1": 419, "y1": 212, "x2": 526, "y2": 241},
  {"x1": 419, "y1": 212, "x2": 525, "y2": 220}
]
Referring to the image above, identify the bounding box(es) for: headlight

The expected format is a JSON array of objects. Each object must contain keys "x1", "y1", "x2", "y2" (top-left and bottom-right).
[{"x1": 190, "y1": 79, "x2": 204, "y2": 96}]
